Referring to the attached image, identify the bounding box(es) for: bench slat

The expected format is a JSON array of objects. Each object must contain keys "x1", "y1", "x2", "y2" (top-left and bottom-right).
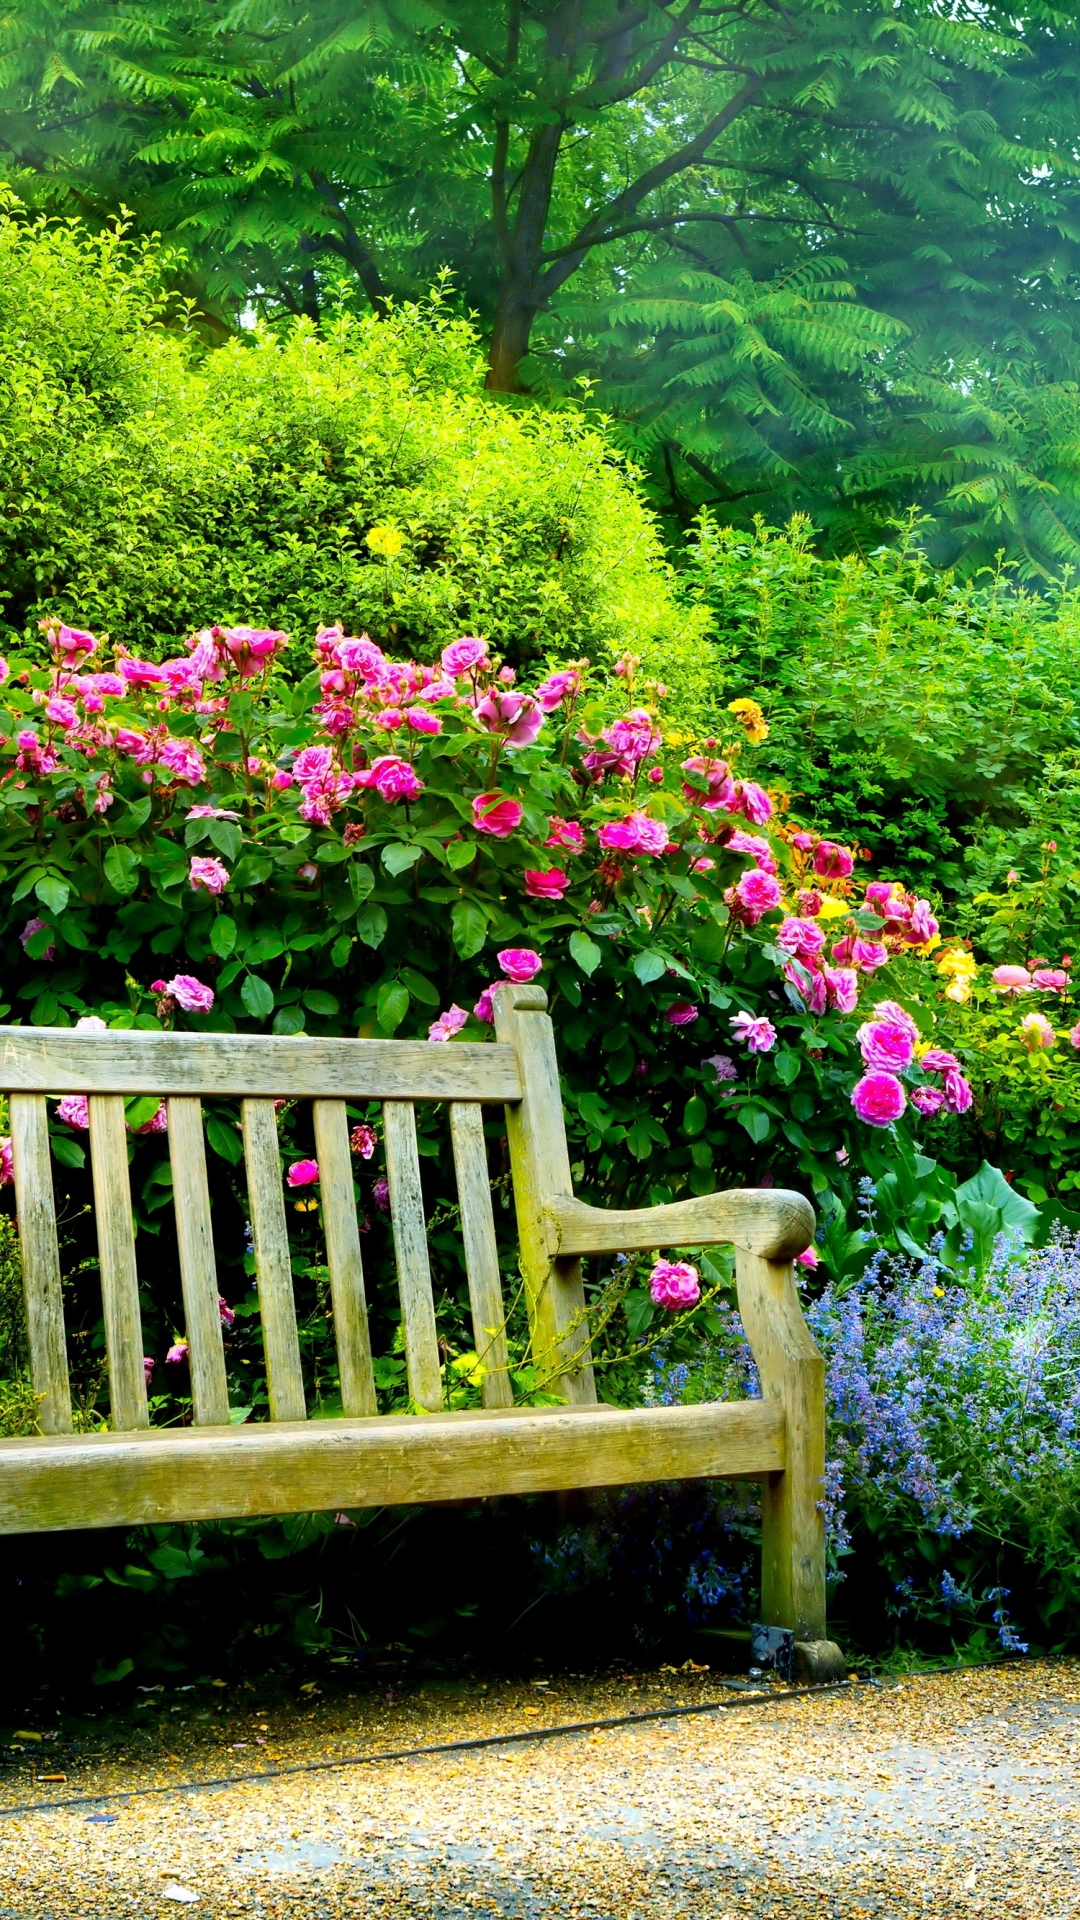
[
  {"x1": 241, "y1": 1100, "x2": 306, "y2": 1423},
  {"x1": 449, "y1": 1102, "x2": 513, "y2": 1410},
  {"x1": 312, "y1": 1099, "x2": 377, "y2": 1417},
  {"x1": 383, "y1": 1101, "x2": 442, "y2": 1413},
  {"x1": 9, "y1": 1094, "x2": 71, "y2": 1434},
  {"x1": 0, "y1": 1029, "x2": 521, "y2": 1101},
  {"x1": 88, "y1": 1095, "x2": 148, "y2": 1431},
  {"x1": 167, "y1": 1097, "x2": 230, "y2": 1427},
  {"x1": 0, "y1": 1399, "x2": 785, "y2": 1532}
]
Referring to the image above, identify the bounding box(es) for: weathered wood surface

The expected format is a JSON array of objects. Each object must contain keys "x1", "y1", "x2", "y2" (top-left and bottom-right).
[
  {"x1": 88, "y1": 1095, "x2": 149, "y2": 1431},
  {"x1": 449, "y1": 1102, "x2": 513, "y2": 1409},
  {"x1": 241, "y1": 1100, "x2": 306, "y2": 1423},
  {"x1": 736, "y1": 1248, "x2": 826, "y2": 1642},
  {"x1": 0, "y1": 1399, "x2": 785, "y2": 1533},
  {"x1": 167, "y1": 1097, "x2": 230, "y2": 1427},
  {"x1": 8, "y1": 1094, "x2": 71, "y2": 1434},
  {"x1": 0, "y1": 1029, "x2": 520, "y2": 1102},
  {"x1": 383, "y1": 1101, "x2": 443, "y2": 1413},
  {"x1": 492, "y1": 986, "x2": 596, "y2": 1405},
  {"x1": 553, "y1": 1189, "x2": 815, "y2": 1264},
  {"x1": 312, "y1": 1099, "x2": 377, "y2": 1417}
]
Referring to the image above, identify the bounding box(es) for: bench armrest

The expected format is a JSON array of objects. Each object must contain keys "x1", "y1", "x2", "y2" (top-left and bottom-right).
[{"x1": 546, "y1": 1187, "x2": 814, "y2": 1264}]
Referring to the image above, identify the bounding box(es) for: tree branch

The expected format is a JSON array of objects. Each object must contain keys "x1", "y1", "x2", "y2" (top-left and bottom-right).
[
  {"x1": 310, "y1": 173, "x2": 388, "y2": 316},
  {"x1": 539, "y1": 72, "x2": 763, "y2": 295}
]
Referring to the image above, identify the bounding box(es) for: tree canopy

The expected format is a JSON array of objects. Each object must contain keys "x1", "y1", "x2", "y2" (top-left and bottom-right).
[{"x1": 3, "y1": 0, "x2": 1080, "y2": 568}]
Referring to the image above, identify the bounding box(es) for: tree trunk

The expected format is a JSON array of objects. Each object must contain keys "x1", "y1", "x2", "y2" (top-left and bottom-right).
[{"x1": 486, "y1": 119, "x2": 564, "y2": 391}]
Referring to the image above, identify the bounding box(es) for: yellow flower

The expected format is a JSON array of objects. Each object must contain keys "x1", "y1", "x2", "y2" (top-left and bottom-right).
[
  {"x1": 366, "y1": 524, "x2": 405, "y2": 558},
  {"x1": 944, "y1": 977, "x2": 972, "y2": 1004},
  {"x1": 937, "y1": 946, "x2": 977, "y2": 980},
  {"x1": 727, "y1": 697, "x2": 769, "y2": 744}
]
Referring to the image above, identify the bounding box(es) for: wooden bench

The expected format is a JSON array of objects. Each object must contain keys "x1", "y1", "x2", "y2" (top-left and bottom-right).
[{"x1": 0, "y1": 983, "x2": 842, "y2": 1672}]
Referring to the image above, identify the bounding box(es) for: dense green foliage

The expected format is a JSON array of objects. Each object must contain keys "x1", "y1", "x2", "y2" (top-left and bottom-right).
[
  {"x1": 0, "y1": 205, "x2": 689, "y2": 664},
  {"x1": 4, "y1": 4, "x2": 1080, "y2": 561},
  {"x1": 672, "y1": 515, "x2": 1080, "y2": 892}
]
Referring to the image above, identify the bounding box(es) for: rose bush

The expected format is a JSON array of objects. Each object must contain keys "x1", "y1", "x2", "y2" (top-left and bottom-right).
[{"x1": 0, "y1": 609, "x2": 972, "y2": 1421}]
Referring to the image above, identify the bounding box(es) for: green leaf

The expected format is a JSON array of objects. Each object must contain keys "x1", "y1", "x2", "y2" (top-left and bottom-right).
[
  {"x1": 330, "y1": 934, "x2": 353, "y2": 968},
  {"x1": 739, "y1": 1105, "x2": 772, "y2": 1144},
  {"x1": 246, "y1": 929, "x2": 286, "y2": 964},
  {"x1": 569, "y1": 930, "x2": 602, "y2": 976},
  {"x1": 50, "y1": 1134, "x2": 85, "y2": 1169},
  {"x1": 632, "y1": 950, "x2": 667, "y2": 984},
  {"x1": 401, "y1": 967, "x2": 441, "y2": 1006},
  {"x1": 349, "y1": 862, "x2": 375, "y2": 905},
  {"x1": 774, "y1": 1050, "x2": 801, "y2": 1086},
  {"x1": 35, "y1": 873, "x2": 69, "y2": 916},
  {"x1": 451, "y1": 897, "x2": 488, "y2": 960},
  {"x1": 104, "y1": 845, "x2": 140, "y2": 897},
  {"x1": 231, "y1": 857, "x2": 272, "y2": 889},
  {"x1": 446, "y1": 839, "x2": 476, "y2": 871},
  {"x1": 303, "y1": 989, "x2": 340, "y2": 1016},
  {"x1": 356, "y1": 900, "x2": 387, "y2": 948},
  {"x1": 125, "y1": 1095, "x2": 163, "y2": 1132},
  {"x1": 205, "y1": 1112, "x2": 244, "y2": 1163},
  {"x1": 209, "y1": 819, "x2": 243, "y2": 862},
  {"x1": 210, "y1": 914, "x2": 237, "y2": 958},
  {"x1": 382, "y1": 841, "x2": 424, "y2": 876},
  {"x1": 273, "y1": 1006, "x2": 306, "y2": 1035},
  {"x1": 376, "y1": 980, "x2": 410, "y2": 1033},
  {"x1": 953, "y1": 1160, "x2": 1041, "y2": 1242},
  {"x1": 241, "y1": 973, "x2": 275, "y2": 1021},
  {"x1": 683, "y1": 1095, "x2": 708, "y2": 1136}
]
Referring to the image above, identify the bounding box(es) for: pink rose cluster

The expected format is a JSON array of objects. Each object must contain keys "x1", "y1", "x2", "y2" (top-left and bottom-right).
[
  {"x1": 992, "y1": 961, "x2": 1070, "y2": 995},
  {"x1": 426, "y1": 950, "x2": 544, "y2": 1036},
  {"x1": 648, "y1": 1259, "x2": 701, "y2": 1311},
  {"x1": 850, "y1": 1001, "x2": 972, "y2": 1127}
]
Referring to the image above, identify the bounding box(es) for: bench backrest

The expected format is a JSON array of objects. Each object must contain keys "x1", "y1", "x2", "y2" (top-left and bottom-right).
[{"x1": 0, "y1": 984, "x2": 603, "y2": 1434}]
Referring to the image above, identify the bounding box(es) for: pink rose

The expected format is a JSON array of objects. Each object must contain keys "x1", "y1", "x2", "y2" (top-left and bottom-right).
[
  {"x1": 851, "y1": 1070, "x2": 906, "y2": 1127},
  {"x1": 777, "y1": 917, "x2": 826, "y2": 962},
  {"x1": 287, "y1": 1159, "x2": 320, "y2": 1187},
  {"x1": 681, "y1": 756, "x2": 734, "y2": 811},
  {"x1": 472, "y1": 792, "x2": 523, "y2": 838},
  {"x1": 357, "y1": 755, "x2": 423, "y2": 803},
  {"x1": 533, "y1": 670, "x2": 580, "y2": 712},
  {"x1": 813, "y1": 841, "x2": 854, "y2": 879},
  {"x1": 119, "y1": 657, "x2": 167, "y2": 686},
  {"x1": 0, "y1": 1137, "x2": 11, "y2": 1187},
  {"x1": 166, "y1": 1340, "x2": 190, "y2": 1365},
  {"x1": 337, "y1": 636, "x2": 387, "y2": 677},
  {"x1": 857, "y1": 1018, "x2": 915, "y2": 1073},
  {"x1": 271, "y1": 769, "x2": 294, "y2": 790},
  {"x1": 823, "y1": 965, "x2": 858, "y2": 1014},
  {"x1": 294, "y1": 746, "x2": 334, "y2": 783},
  {"x1": 730, "y1": 1010, "x2": 776, "y2": 1053},
  {"x1": 46, "y1": 621, "x2": 97, "y2": 661},
  {"x1": 20, "y1": 917, "x2": 55, "y2": 961},
  {"x1": 523, "y1": 869, "x2": 570, "y2": 901},
  {"x1": 942, "y1": 1069, "x2": 972, "y2": 1114},
  {"x1": 649, "y1": 1259, "x2": 701, "y2": 1310},
  {"x1": 373, "y1": 1176, "x2": 391, "y2": 1211},
  {"x1": 911, "y1": 1086, "x2": 946, "y2": 1117},
  {"x1": 442, "y1": 638, "x2": 490, "y2": 677},
  {"x1": 727, "y1": 829, "x2": 777, "y2": 872},
  {"x1": 217, "y1": 625, "x2": 288, "y2": 676},
  {"x1": 796, "y1": 1245, "x2": 819, "y2": 1269},
  {"x1": 545, "y1": 817, "x2": 585, "y2": 855},
  {"x1": 350, "y1": 1123, "x2": 378, "y2": 1159},
  {"x1": 705, "y1": 1054, "x2": 737, "y2": 1083},
  {"x1": 428, "y1": 1005, "x2": 469, "y2": 1042},
  {"x1": 871, "y1": 1000, "x2": 919, "y2": 1043},
  {"x1": 726, "y1": 780, "x2": 773, "y2": 825},
  {"x1": 473, "y1": 689, "x2": 544, "y2": 749},
  {"x1": 907, "y1": 899, "x2": 939, "y2": 944},
  {"x1": 992, "y1": 965, "x2": 1032, "y2": 994},
  {"x1": 166, "y1": 974, "x2": 215, "y2": 1014},
  {"x1": 498, "y1": 948, "x2": 542, "y2": 984},
  {"x1": 1032, "y1": 968, "x2": 1067, "y2": 993},
  {"x1": 597, "y1": 812, "x2": 667, "y2": 855},
  {"x1": 218, "y1": 1296, "x2": 235, "y2": 1329},
  {"x1": 665, "y1": 1001, "x2": 698, "y2": 1026},
  {"x1": 851, "y1": 938, "x2": 889, "y2": 972},
  {"x1": 158, "y1": 738, "x2": 206, "y2": 786},
  {"x1": 1071, "y1": 1023, "x2": 1080, "y2": 1051},
  {"x1": 732, "y1": 867, "x2": 782, "y2": 923},
  {"x1": 784, "y1": 960, "x2": 827, "y2": 1016},
  {"x1": 45, "y1": 696, "x2": 78, "y2": 729},
  {"x1": 189, "y1": 856, "x2": 229, "y2": 895},
  {"x1": 57, "y1": 1094, "x2": 90, "y2": 1131},
  {"x1": 1020, "y1": 1012, "x2": 1055, "y2": 1052},
  {"x1": 406, "y1": 708, "x2": 442, "y2": 735}
]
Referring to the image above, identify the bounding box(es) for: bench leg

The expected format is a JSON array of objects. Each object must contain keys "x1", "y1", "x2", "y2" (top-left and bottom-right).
[{"x1": 735, "y1": 1248, "x2": 827, "y2": 1643}]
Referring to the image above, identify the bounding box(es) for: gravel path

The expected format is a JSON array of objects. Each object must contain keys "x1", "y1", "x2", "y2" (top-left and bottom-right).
[{"x1": 1, "y1": 1658, "x2": 1078, "y2": 1917}]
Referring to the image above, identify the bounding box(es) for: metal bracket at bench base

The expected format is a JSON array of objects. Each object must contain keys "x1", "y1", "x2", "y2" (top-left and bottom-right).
[{"x1": 751, "y1": 1622, "x2": 847, "y2": 1685}]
